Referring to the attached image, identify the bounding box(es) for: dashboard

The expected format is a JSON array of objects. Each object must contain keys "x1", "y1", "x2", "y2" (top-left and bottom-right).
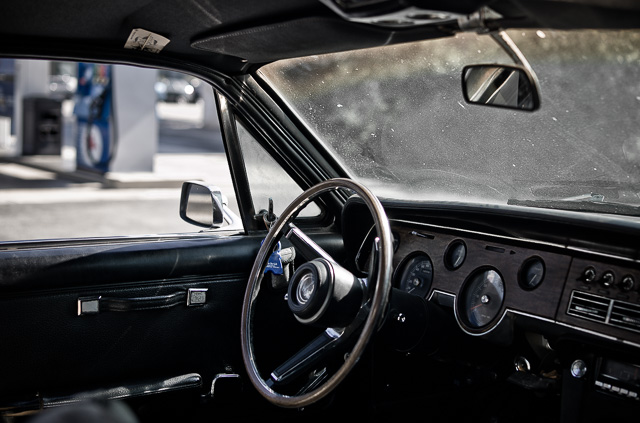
[
  {"x1": 389, "y1": 220, "x2": 640, "y2": 345},
  {"x1": 341, "y1": 198, "x2": 640, "y2": 416}
]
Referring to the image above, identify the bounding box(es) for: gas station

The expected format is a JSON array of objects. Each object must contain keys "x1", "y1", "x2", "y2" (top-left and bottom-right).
[
  {"x1": 0, "y1": 59, "x2": 220, "y2": 187},
  {"x1": 0, "y1": 58, "x2": 236, "y2": 241}
]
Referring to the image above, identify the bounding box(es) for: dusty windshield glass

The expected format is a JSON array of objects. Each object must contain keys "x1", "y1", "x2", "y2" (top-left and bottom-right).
[{"x1": 259, "y1": 30, "x2": 640, "y2": 217}]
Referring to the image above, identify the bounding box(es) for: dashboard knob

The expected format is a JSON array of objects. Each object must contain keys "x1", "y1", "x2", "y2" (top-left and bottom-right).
[
  {"x1": 620, "y1": 275, "x2": 635, "y2": 292},
  {"x1": 583, "y1": 267, "x2": 596, "y2": 283},
  {"x1": 514, "y1": 356, "x2": 531, "y2": 372},
  {"x1": 601, "y1": 271, "x2": 615, "y2": 287},
  {"x1": 571, "y1": 360, "x2": 587, "y2": 379}
]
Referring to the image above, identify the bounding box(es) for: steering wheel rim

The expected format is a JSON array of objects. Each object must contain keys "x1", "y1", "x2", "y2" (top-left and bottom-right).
[{"x1": 240, "y1": 178, "x2": 393, "y2": 408}]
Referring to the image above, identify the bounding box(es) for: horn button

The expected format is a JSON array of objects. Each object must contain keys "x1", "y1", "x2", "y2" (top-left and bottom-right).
[
  {"x1": 287, "y1": 258, "x2": 363, "y2": 328},
  {"x1": 296, "y1": 272, "x2": 316, "y2": 304}
]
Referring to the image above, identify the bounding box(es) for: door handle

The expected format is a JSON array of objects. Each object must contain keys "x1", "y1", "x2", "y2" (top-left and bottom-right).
[{"x1": 77, "y1": 288, "x2": 207, "y2": 315}]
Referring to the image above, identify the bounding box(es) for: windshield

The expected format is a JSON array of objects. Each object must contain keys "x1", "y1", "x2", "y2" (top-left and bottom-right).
[{"x1": 259, "y1": 30, "x2": 640, "y2": 217}]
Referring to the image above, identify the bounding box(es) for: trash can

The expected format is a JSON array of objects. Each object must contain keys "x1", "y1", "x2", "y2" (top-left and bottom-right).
[{"x1": 22, "y1": 96, "x2": 62, "y2": 155}]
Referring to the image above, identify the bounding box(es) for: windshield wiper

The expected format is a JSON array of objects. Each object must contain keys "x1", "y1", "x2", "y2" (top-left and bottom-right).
[
  {"x1": 507, "y1": 194, "x2": 640, "y2": 217},
  {"x1": 561, "y1": 193, "x2": 605, "y2": 202}
]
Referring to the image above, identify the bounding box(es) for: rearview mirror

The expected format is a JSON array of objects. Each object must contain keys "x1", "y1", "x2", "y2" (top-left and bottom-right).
[
  {"x1": 462, "y1": 64, "x2": 540, "y2": 111},
  {"x1": 179, "y1": 181, "x2": 224, "y2": 228}
]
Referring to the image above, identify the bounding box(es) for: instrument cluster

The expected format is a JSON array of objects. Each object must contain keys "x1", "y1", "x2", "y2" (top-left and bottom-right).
[
  {"x1": 348, "y1": 210, "x2": 640, "y2": 345},
  {"x1": 388, "y1": 222, "x2": 568, "y2": 336}
]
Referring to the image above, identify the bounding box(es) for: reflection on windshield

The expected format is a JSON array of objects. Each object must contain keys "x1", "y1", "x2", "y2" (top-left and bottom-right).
[{"x1": 259, "y1": 30, "x2": 640, "y2": 216}]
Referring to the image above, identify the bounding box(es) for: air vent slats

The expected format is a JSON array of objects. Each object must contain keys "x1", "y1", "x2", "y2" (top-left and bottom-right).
[
  {"x1": 610, "y1": 302, "x2": 640, "y2": 331},
  {"x1": 567, "y1": 291, "x2": 609, "y2": 322},
  {"x1": 567, "y1": 290, "x2": 640, "y2": 334}
]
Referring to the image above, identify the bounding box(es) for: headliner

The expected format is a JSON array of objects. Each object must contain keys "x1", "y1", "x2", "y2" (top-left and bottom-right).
[{"x1": 0, "y1": 0, "x2": 639, "y2": 75}]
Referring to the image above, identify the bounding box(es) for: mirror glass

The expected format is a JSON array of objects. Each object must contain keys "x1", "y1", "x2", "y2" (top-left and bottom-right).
[
  {"x1": 462, "y1": 65, "x2": 539, "y2": 111},
  {"x1": 186, "y1": 184, "x2": 213, "y2": 226},
  {"x1": 180, "y1": 182, "x2": 223, "y2": 228}
]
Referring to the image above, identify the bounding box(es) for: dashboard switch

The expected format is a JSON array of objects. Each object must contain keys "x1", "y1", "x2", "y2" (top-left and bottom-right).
[
  {"x1": 620, "y1": 275, "x2": 635, "y2": 292},
  {"x1": 601, "y1": 271, "x2": 615, "y2": 287},
  {"x1": 583, "y1": 267, "x2": 596, "y2": 283}
]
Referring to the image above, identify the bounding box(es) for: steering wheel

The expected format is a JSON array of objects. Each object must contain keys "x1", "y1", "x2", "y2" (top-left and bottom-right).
[{"x1": 241, "y1": 178, "x2": 393, "y2": 408}]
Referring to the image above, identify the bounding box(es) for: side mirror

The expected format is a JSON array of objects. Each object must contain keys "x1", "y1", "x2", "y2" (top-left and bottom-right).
[
  {"x1": 179, "y1": 181, "x2": 224, "y2": 228},
  {"x1": 462, "y1": 64, "x2": 540, "y2": 111}
]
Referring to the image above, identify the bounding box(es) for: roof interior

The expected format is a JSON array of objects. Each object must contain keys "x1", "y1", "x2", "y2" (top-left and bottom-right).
[{"x1": 0, "y1": 0, "x2": 638, "y2": 75}]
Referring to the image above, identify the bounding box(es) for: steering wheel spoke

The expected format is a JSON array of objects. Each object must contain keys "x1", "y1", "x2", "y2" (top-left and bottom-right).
[
  {"x1": 285, "y1": 223, "x2": 335, "y2": 263},
  {"x1": 267, "y1": 328, "x2": 347, "y2": 388}
]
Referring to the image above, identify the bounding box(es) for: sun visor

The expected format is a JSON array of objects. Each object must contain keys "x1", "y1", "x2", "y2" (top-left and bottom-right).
[{"x1": 191, "y1": 17, "x2": 392, "y2": 63}]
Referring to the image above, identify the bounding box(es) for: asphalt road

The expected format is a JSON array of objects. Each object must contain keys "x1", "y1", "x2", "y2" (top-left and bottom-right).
[{"x1": 0, "y1": 102, "x2": 238, "y2": 242}]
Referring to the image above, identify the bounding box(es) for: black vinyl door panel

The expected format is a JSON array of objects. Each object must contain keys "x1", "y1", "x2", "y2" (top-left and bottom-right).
[
  {"x1": 0, "y1": 231, "x2": 344, "y2": 413},
  {"x1": 0, "y1": 234, "x2": 260, "y2": 406},
  {"x1": 2, "y1": 274, "x2": 245, "y2": 399}
]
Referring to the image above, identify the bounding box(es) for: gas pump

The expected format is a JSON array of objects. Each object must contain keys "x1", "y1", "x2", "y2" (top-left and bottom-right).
[
  {"x1": 74, "y1": 63, "x2": 113, "y2": 173},
  {"x1": 0, "y1": 59, "x2": 15, "y2": 154}
]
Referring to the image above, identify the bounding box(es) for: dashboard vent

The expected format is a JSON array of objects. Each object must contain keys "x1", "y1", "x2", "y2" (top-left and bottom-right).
[
  {"x1": 567, "y1": 291, "x2": 640, "y2": 334},
  {"x1": 567, "y1": 291, "x2": 610, "y2": 323},
  {"x1": 610, "y1": 301, "x2": 640, "y2": 332}
]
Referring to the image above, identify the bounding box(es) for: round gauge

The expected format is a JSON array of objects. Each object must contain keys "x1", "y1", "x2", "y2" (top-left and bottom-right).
[
  {"x1": 459, "y1": 268, "x2": 505, "y2": 329},
  {"x1": 397, "y1": 253, "x2": 433, "y2": 297},
  {"x1": 444, "y1": 240, "x2": 467, "y2": 270},
  {"x1": 519, "y1": 257, "x2": 545, "y2": 290}
]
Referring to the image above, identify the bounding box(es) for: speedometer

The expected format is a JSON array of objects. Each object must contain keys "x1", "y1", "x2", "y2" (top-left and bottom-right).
[
  {"x1": 397, "y1": 253, "x2": 433, "y2": 298},
  {"x1": 458, "y1": 268, "x2": 505, "y2": 329}
]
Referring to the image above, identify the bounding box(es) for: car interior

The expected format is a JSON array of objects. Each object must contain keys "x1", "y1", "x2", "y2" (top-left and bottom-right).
[{"x1": 1, "y1": 1, "x2": 640, "y2": 422}]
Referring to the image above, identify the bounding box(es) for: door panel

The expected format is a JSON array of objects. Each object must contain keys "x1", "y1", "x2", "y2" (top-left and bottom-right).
[
  {"x1": 0, "y1": 232, "x2": 344, "y2": 415},
  {"x1": 0, "y1": 235, "x2": 257, "y2": 410}
]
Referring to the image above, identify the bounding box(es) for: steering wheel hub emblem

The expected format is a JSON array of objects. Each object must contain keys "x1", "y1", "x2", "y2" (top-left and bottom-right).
[{"x1": 296, "y1": 272, "x2": 315, "y2": 304}]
